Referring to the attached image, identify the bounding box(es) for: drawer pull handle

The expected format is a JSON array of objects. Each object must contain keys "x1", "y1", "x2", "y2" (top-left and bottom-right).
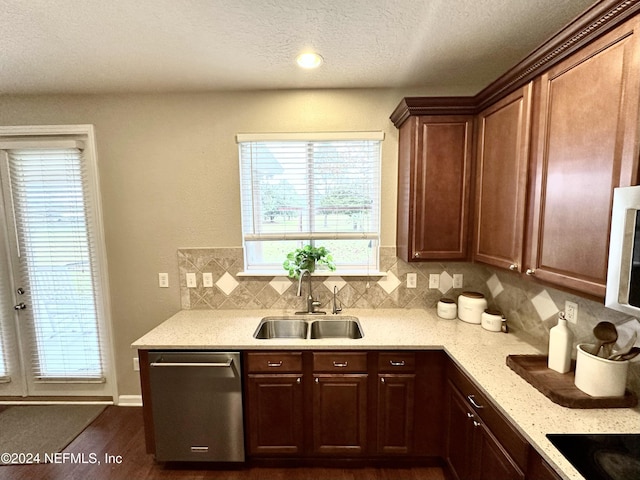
[
  {"x1": 267, "y1": 361, "x2": 283, "y2": 367},
  {"x1": 467, "y1": 394, "x2": 484, "y2": 409},
  {"x1": 333, "y1": 361, "x2": 348, "y2": 367},
  {"x1": 190, "y1": 446, "x2": 209, "y2": 453},
  {"x1": 389, "y1": 360, "x2": 406, "y2": 367}
]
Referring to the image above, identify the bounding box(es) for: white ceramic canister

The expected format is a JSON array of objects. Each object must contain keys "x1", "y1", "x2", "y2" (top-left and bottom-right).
[
  {"x1": 574, "y1": 343, "x2": 629, "y2": 397},
  {"x1": 481, "y1": 309, "x2": 504, "y2": 332},
  {"x1": 437, "y1": 298, "x2": 457, "y2": 319},
  {"x1": 457, "y1": 292, "x2": 488, "y2": 324}
]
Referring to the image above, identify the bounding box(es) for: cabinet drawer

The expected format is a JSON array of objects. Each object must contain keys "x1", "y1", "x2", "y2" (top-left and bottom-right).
[
  {"x1": 313, "y1": 352, "x2": 367, "y2": 372},
  {"x1": 378, "y1": 352, "x2": 416, "y2": 372},
  {"x1": 447, "y1": 362, "x2": 529, "y2": 469},
  {"x1": 246, "y1": 352, "x2": 302, "y2": 373}
]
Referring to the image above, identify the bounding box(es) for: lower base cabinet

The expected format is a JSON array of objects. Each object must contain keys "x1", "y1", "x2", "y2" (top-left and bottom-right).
[
  {"x1": 243, "y1": 350, "x2": 445, "y2": 460},
  {"x1": 140, "y1": 349, "x2": 565, "y2": 479},
  {"x1": 312, "y1": 374, "x2": 368, "y2": 455},
  {"x1": 246, "y1": 374, "x2": 304, "y2": 455},
  {"x1": 446, "y1": 382, "x2": 525, "y2": 479},
  {"x1": 445, "y1": 363, "x2": 531, "y2": 480}
]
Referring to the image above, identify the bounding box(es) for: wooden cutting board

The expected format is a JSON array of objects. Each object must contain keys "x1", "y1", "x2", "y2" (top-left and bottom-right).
[{"x1": 506, "y1": 354, "x2": 637, "y2": 408}]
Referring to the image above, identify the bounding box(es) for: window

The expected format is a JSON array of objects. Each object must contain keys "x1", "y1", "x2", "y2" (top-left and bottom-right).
[{"x1": 238, "y1": 132, "x2": 383, "y2": 274}]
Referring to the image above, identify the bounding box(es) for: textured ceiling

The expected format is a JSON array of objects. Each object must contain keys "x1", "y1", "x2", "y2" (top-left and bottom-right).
[{"x1": 0, "y1": 0, "x2": 596, "y2": 95}]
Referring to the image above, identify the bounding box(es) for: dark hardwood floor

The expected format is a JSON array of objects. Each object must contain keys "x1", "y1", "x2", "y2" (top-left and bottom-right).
[{"x1": 1, "y1": 406, "x2": 446, "y2": 480}]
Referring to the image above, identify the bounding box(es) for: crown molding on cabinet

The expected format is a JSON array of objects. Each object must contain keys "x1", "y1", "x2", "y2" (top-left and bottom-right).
[{"x1": 390, "y1": 0, "x2": 640, "y2": 127}]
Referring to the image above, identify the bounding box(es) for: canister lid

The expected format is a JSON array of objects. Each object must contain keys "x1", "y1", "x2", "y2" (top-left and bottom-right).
[
  {"x1": 439, "y1": 297, "x2": 455, "y2": 304},
  {"x1": 461, "y1": 291, "x2": 485, "y2": 299}
]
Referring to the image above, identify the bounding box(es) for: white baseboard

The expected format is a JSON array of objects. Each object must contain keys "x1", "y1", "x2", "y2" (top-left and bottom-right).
[{"x1": 117, "y1": 394, "x2": 143, "y2": 406}]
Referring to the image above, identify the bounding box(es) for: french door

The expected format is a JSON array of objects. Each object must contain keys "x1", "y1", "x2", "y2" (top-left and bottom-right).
[{"x1": 0, "y1": 125, "x2": 114, "y2": 398}]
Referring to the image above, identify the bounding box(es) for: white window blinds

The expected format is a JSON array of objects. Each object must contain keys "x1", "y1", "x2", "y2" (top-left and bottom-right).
[
  {"x1": 6, "y1": 147, "x2": 105, "y2": 381},
  {"x1": 238, "y1": 132, "x2": 382, "y2": 272}
]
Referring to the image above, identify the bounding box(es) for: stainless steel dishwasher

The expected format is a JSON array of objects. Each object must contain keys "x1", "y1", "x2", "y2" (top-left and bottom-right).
[{"x1": 148, "y1": 351, "x2": 244, "y2": 462}]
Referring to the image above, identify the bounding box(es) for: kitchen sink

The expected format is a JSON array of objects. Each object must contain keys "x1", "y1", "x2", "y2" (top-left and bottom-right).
[
  {"x1": 253, "y1": 317, "x2": 308, "y2": 339},
  {"x1": 253, "y1": 316, "x2": 363, "y2": 339},
  {"x1": 309, "y1": 318, "x2": 363, "y2": 339}
]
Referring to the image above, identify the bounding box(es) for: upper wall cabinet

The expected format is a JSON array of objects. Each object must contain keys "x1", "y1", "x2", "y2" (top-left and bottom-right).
[
  {"x1": 396, "y1": 115, "x2": 474, "y2": 262},
  {"x1": 525, "y1": 17, "x2": 640, "y2": 297},
  {"x1": 473, "y1": 85, "x2": 533, "y2": 272}
]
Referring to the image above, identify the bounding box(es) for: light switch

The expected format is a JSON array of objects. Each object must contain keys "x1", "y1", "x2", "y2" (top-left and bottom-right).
[
  {"x1": 203, "y1": 272, "x2": 213, "y2": 287},
  {"x1": 158, "y1": 273, "x2": 169, "y2": 288},
  {"x1": 186, "y1": 273, "x2": 197, "y2": 288}
]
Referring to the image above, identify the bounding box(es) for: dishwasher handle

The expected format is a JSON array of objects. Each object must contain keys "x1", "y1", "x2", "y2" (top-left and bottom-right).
[{"x1": 150, "y1": 359, "x2": 233, "y2": 368}]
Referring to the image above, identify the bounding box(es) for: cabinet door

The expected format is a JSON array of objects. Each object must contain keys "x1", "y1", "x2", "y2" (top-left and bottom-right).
[
  {"x1": 376, "y1": 373, "x2": 415, "y2": 454},
  {"x1": 476, "y1": 422, "x2": 525, "y2": 480},
  {"x1": 528, "y1": 18, "x2": 640, "y2": 297},
  {"x1": 445, "y1": 382, "x2": 475, "y2": 480},
  {"x1": 474, "y1": 84, "x2": 532, "y2": 272},
  {"x1": 397, "y1": 115, "x2": 474, "y2": 261},
  {"x1": 312, "y1": 374, "x2": 368, "y2": 455},
  {"x1": 246, "y1": 374, "x2": 304, "y2": 455}
]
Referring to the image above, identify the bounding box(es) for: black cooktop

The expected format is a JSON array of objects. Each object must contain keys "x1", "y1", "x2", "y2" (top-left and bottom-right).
[{"x1": 547, "y1": 434, "x2": 640, "y2": 480}]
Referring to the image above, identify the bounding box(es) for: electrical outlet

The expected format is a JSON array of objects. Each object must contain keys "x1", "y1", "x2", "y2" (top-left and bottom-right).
[
  {"x1": 406, "y1": 273, "x2": 417, "y2": 289},
  {"x1": 202, "y1": 272, "x2": 213, "y2": 288},
  {"x1": 453, "y1": 274, "x2": 463, "y2": 289},
  {"x1": 133, "y1": 357, "x2": 140, "y2": 372},
  {"x1": 429, "y1": 274, "x2": 440, "y2": 289},
  {"x1": 565, "y1": 301, "x2": 578, "y2": 324},
  {"x1": 186, "y1": 272, "x2": 197, "y2": 288},
  {"x1": 158, "y1": 273, "x2": 169, "y2": 288}
]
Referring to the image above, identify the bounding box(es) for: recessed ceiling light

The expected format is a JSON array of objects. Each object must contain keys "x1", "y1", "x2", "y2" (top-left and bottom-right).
[{"x1": 296, "y1": 52, "x2": 324, "y2": 69}]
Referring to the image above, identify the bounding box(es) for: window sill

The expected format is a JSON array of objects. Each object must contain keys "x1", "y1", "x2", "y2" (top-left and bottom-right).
[{"x1": 236, "y1": 271, "x2": 387, "y2": 277}]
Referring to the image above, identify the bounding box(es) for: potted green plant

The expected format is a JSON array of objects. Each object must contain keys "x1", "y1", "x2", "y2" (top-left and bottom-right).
[{"x1": 283, "y1": 245, "x2": 336, "y2": 278}]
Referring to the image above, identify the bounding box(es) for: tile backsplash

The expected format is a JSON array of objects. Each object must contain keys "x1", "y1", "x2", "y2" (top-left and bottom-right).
[{"x1": 177, "y1": 246, "x2": 639, "y2": 393}]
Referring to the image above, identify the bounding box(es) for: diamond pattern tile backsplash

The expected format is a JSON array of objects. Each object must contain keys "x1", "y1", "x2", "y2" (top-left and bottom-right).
[
  {"x1": 177, "y1": 247, "x2": 478, "y2": 311},
  {"x1": 177, "y1": 246, "x2": 639, "y2": 393}
]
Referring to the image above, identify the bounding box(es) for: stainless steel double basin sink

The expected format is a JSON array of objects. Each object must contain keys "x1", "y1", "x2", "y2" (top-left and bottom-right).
[{"x1": 254, "y1": 316, "x2": 363, "y2": 340}]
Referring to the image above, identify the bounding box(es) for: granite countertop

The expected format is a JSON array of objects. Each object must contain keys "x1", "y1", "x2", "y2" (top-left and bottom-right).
[{"x1": 131, "y1": 308, "x2": 640, "y2": 480}]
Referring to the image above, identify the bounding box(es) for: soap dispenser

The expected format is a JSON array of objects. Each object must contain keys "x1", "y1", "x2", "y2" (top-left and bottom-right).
[{"x1": 548, "y1": 312, "x2": 573, "y2": 373}]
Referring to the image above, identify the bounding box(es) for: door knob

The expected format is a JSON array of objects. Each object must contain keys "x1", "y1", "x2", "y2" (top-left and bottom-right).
[
  {"x1": 14, "y1": 303, "x2": 26, "y2": 310},
  {"x1": 16, "y1": 288, "x2": 25, "y2": 295},
  {"x1": 526, "y1": 269, "x2": 536, "y2": 275}
]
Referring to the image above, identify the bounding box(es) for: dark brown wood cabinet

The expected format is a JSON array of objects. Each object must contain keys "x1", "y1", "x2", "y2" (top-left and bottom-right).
[
  {"x1": 392, "y1": 7, "x2": 640, "y2": 298},
  {"x1": 445, "y1": 363, "x2": 527, "y2": 480},
  {"x1": 473, "y1": 84, "x2": 532, "y2": 272},
  {"x1": 445, "y1": 380, "x2": 476, "y2": 480},
  {"x1": 311, "y1": 352, "x2": 368, "y2": 455},
  {"x1": 396, "y1": 115, "x2": 474, "y2": 261},
  {"x1": 140, "y1": 348, "x2": 563, "y2": 478},
  {"x1": 527, "y1": 450, "x2": 563, "y2": 480},
  {"x1": 242, "y1": 350, "x2": 445, "y2": 461},
  {"x1": 312, "y1": 374, "x2": 368, "y2": 455},
  {"x1": 376, "y1": 352, "x2": 417, "y2": 455},
  {"x1": 525, "y1": 17, "x2": 640, "y2": 297},
  {"x1": 245, "y1": 352, "x2": 304, "y2": 455}
]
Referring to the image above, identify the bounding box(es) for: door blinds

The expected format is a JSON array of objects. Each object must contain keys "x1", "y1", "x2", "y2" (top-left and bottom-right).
[{"x1": 6, "y1": 147, "x2": 106, "y2": 382}]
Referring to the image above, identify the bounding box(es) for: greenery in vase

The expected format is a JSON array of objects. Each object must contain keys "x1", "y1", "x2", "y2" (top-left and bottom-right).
[{"x1": 283, "y1": 245, "x2": 336, "y2": 279}]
